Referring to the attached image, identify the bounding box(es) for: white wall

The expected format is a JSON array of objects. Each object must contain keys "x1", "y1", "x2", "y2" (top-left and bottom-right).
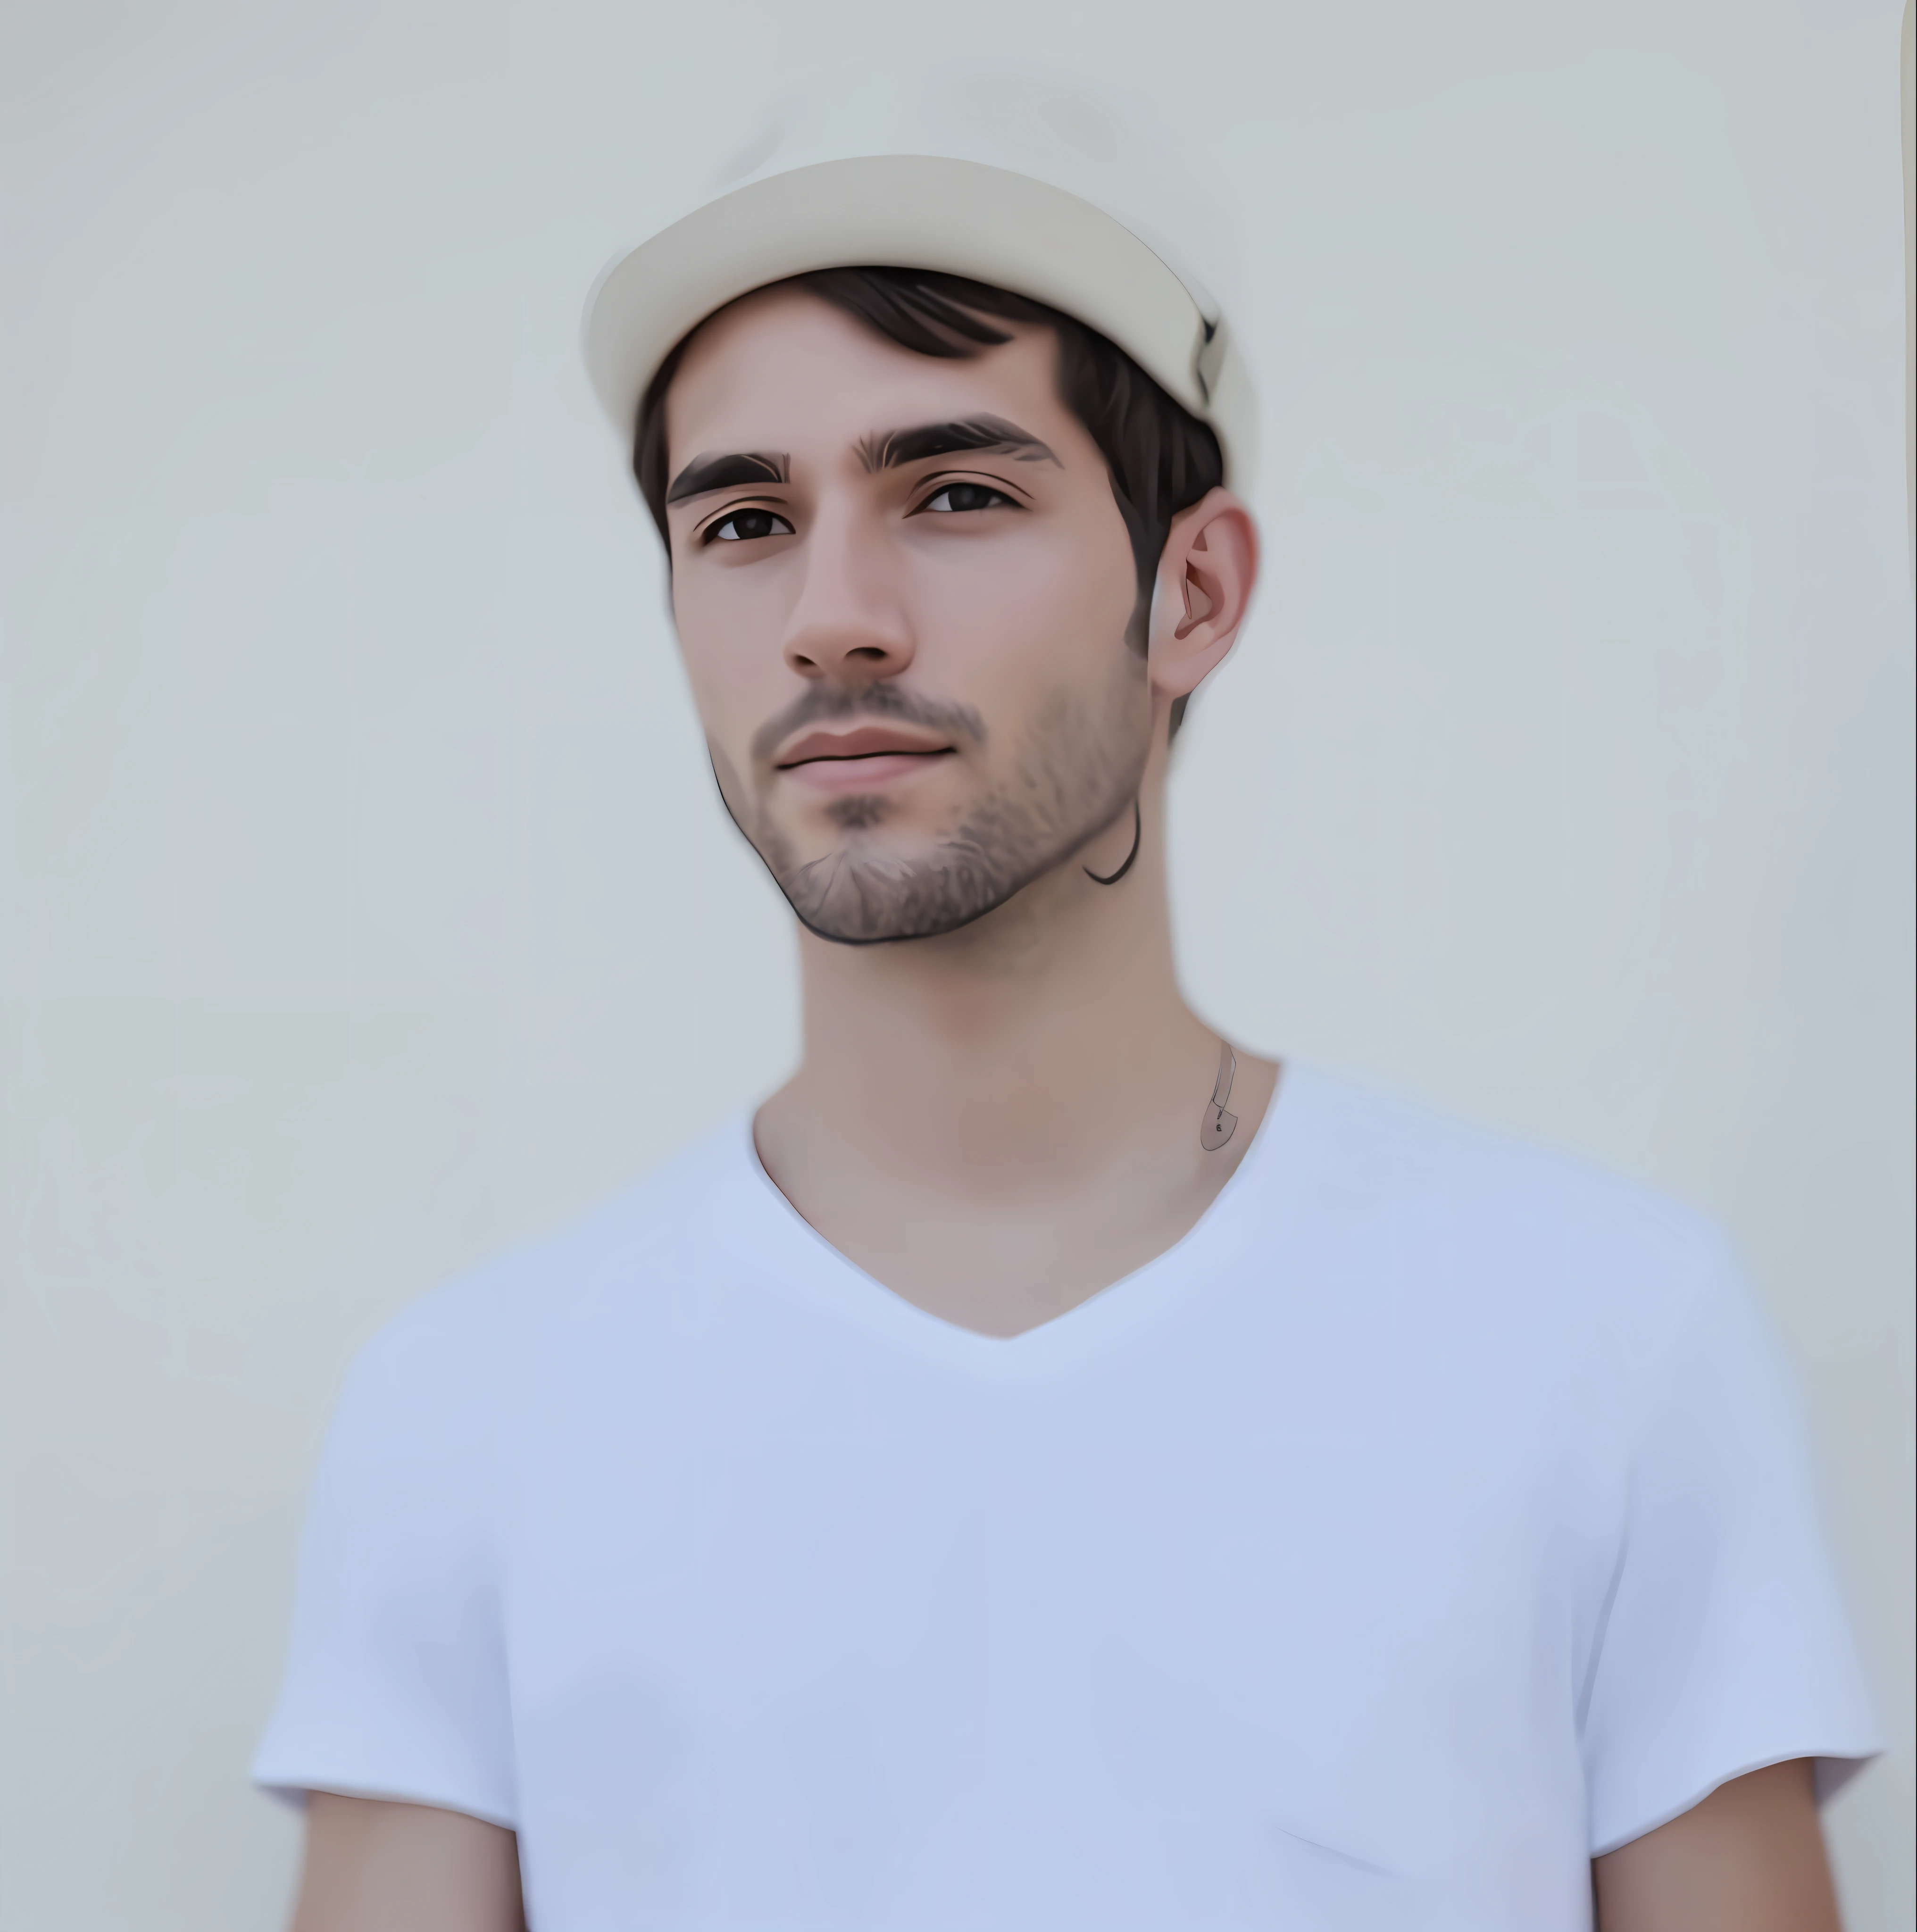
[{"x1": 2, "y1": 1, "x2": 1910, "y2": 1924}]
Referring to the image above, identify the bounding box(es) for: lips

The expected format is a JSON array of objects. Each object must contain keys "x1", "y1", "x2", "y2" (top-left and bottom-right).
[{"x1": 773, "y1": 724, "x2": 955, "y2": 770}]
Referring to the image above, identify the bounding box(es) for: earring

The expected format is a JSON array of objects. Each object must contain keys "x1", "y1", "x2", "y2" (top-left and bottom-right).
[{"x1": 1083, "y1": 797, "x2": 1142, "y2": 885}]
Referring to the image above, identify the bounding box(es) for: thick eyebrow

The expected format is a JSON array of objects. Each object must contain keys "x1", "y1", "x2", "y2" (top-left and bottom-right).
[
  {"x1": 856, "y1": 415, "x2": 1060, "y2": 474},
  {"x1": 665, "y1": 450, "x2": 790, "y2": 505}
]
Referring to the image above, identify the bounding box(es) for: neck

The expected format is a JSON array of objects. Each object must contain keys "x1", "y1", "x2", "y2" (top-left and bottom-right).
[{"x1": 758, "y1": 771, "x2": 1217, "y2": 1205}]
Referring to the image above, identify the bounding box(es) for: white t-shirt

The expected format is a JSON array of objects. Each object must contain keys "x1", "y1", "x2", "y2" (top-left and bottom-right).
[{"x1": 255, "y1": 1063, "x2": 1879, "y2": 1930}]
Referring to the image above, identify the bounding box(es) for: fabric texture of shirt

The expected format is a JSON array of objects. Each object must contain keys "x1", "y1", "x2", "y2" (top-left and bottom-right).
[{"x1": 253, "y1": 1062, "x2": 1880, "y2": 1930}]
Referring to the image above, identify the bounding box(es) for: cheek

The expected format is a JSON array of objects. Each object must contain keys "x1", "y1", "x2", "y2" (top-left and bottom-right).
[
  {"x1": 670, "y1": 568, "x2": 787, "y2": 748},
  {"x1": 910, "y1": 511, "x2": 1136, "y2": 687}
]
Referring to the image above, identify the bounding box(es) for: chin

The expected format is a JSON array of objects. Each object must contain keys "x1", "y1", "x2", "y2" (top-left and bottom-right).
[{"x1": 773, "y1": 834, "x2": 1021, "y2": 947}]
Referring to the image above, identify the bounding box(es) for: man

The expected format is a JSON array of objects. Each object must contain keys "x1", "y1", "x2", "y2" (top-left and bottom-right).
[{"x1": 257, "y1": 153, "x2": 1879, "y2": 1930}]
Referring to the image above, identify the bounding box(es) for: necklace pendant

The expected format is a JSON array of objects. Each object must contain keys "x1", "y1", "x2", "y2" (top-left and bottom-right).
[{"x1": 1200, "y1": 1040, "x2": 1240, "y2": 1151}]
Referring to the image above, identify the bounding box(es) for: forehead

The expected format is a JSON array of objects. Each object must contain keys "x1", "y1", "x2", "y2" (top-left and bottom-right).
[{"x1": 663, "y1": 284, "x2": 1075, "y2": 468}]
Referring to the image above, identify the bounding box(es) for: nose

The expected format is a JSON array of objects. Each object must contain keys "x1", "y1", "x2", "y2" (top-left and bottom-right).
[{"x1": 780, "y1": 500, "x2": 915, "y2": 684}]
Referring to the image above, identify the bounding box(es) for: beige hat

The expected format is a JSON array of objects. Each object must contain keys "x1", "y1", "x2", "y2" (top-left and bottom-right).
[{"x1": 580, "y1": 149, "x2": 1257, "y2": 489}]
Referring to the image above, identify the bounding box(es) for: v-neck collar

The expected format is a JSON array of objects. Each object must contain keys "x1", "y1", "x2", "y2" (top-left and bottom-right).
[{"x1": 736, "y1": 1062, "x2": 1303, "y2": 1388}]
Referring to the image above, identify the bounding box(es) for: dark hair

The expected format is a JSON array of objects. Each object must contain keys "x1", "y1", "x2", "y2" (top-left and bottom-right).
[{"x1": 633, "y1": 266, "x2": 1225, "y2": 728}]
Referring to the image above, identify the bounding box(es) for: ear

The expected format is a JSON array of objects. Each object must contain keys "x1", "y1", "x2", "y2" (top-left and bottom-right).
[{"x1": 1146, "y1": 487, "x2": 1260, "y2": 706}]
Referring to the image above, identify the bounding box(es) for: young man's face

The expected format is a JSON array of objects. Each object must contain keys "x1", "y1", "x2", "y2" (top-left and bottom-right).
[{"x1": 662, "y1": 285, "x2": 1150, "y2": 943}]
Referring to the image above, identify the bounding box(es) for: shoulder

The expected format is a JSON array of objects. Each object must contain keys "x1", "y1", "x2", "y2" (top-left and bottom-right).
[
  {"x1": 1274, "y1": 1061, "x2": 1744, "y2": 1357},
  {"x1": 338, "y1": 1112, "x2": 758, "y2": 1421}
]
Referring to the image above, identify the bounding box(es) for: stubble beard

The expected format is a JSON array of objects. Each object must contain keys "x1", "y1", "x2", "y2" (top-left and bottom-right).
[{"x1": 739, "y1": 664, "x2": 1151, "y2": 946}]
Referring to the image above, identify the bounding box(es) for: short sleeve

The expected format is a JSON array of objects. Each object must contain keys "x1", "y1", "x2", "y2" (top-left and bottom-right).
[
  {"x1": 1580, "y1": 1238, "x2": 1881, "y2": 1855},
  {"x1": 252, "y1": 1288, "x2": 518, "y2": 1828}
]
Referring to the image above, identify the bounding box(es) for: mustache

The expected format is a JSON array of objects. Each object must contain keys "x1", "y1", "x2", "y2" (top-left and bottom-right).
[{"x1": 749, "y1": 683, "x2": 988, "y2": 766}]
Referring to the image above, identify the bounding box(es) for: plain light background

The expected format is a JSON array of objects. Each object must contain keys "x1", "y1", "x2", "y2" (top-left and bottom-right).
[{"x1": 2, "y1": 1, "x2": 1911, "y2": 1926}]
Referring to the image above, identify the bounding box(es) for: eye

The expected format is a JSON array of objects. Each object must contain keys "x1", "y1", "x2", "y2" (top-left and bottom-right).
[
  {"x1": 702, "y1": 507, "x2": 795, "y2": 545},
  {"x1": 914, "y1": 482, "x2": 1019, "y2": 516}
]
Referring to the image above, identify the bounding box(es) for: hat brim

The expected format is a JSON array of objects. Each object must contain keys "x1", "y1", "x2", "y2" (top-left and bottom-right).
[{"x1": 581, "y1": 154, "x2": 1255, "y2": 490}]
